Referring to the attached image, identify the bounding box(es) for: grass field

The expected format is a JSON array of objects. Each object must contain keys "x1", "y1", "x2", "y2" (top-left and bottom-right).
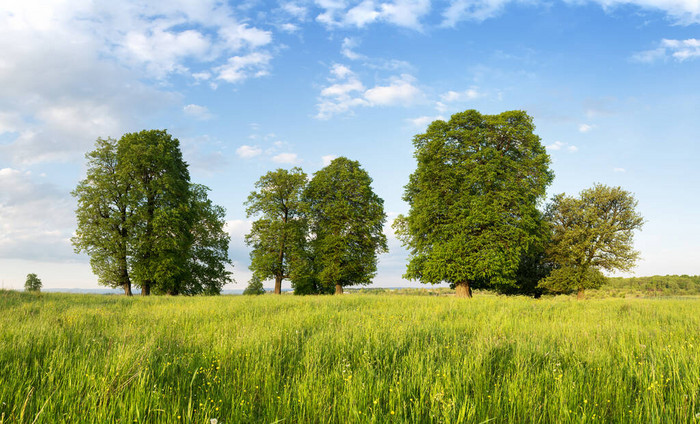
[{"x1": 0, "y1": 290, "x2": 699, "y2": 423}]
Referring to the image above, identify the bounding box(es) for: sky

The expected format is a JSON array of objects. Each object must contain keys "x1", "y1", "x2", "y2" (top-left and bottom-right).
[{"x1": 0, "y1": 0, "x2": 699, "y2": 291}]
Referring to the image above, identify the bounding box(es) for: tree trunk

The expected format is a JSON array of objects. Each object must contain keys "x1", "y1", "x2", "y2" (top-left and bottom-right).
[
  {"x1": 335, "y1": 284, "x2": 343, "y2": 295},
  {"x1": 455, "y1": 281, "x2": 472, "y2": 298},
  {"x1": 141, "y1": 283, "x2": 151, "y2": 296},
  {"x1": 274, "y1": 275, "x2": 282, "y2": 294},
  {"x1": 577, "y1": 287, "x2": 585, "y2": 300},
  {"x1": 123, "y1": 283, "x2": 132, "y2": 296}
]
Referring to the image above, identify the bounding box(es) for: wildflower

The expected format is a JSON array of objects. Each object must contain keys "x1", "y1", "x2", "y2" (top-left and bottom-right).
[{"x1": 211, "y1": 419, "x2": 218, "y2": 424}]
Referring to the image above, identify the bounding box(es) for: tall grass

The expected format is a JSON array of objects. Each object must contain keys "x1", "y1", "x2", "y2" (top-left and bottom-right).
[{"x1": 0, "y1": 290, "x2": 698, "y2": 423}]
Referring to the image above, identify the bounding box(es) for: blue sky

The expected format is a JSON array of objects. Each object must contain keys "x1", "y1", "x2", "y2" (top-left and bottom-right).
[{"x1": 0, "y1": 0, "x2": 698, "y2": 290}]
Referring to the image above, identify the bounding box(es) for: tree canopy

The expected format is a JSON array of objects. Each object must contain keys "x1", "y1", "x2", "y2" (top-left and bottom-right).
[
  {"x1": 538, "y1": 184, "x2": 644, "y2": 298},
  {"x1": 72, "y1": 130, "x2": 232, "y2": 296},
  {"x1": 245, "y1": 168, "x2": 308, "y2": 294},
  {"x1": 303, "y1": 157, "x2": 388, "y2": 294},
  {"x1": 24, "y1": 273, "x2": 42, "y2": 292},
  {"x1": 394, "y1": 110, "x2": 553, "y2": 297}
]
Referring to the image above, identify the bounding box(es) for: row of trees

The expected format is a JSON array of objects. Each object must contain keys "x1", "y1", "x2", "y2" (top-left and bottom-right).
[
  {"x1": 394, "y1": 110, "x2": 644, "y2": 298},
  {"x1": 244, "y1": 158, "x2": 388, "y2": 295},
  {"x1": 72, "y1": 130, "x2": 232, "y2": 296}
]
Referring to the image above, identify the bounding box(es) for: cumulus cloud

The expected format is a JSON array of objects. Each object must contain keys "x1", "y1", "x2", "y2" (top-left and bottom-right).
[
  {"x1": 236, "y1": 145, "x2": 263, "y2": 158},
  {"x1": 440, "y1": 87, "x2": 482, "y2": 103},
  {"x1": 316, "y1": 0, "x2": 431, "y2": 30},
  {"x1": 316, "y1": 65, "x2": 423, "y2": 119},
  {"x1": 546, "y1": 141, "x2": 578, "y2": 152},
  {"x1": 272, "y1": 153, "x2": 300, "y2": 164},
  {"x1": 633, "y1": 38, "x2": 700, "y2": 63},
  {"x1": 321, "y1": 154, "x2": 338, "y2": 166},
  {"x1": 407, "y1": 115, "x2": 444, "y2": 128}
]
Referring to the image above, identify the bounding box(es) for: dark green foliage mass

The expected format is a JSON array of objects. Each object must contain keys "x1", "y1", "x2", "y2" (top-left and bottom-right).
[
  {"x1": 245, "y1": 168, "x2": 308, "y2": 294},
  {"x1": 24, "y1": 273, "x2": 42, "y2": 292},
  {"x1": 303, "y1": 157, "x2": 388, "y2": 294},
  {"x1": 394, "y1": 110, "x2": 553, "y2": 297},
  {"x1": 72, "y1": 130, "x2": 232, "y2": 296},
  {"x1": 538, "y1": 184, "x2": 644, "y2": 298},
  {"x1": 243, "y1": 275, "x2": 266, "y2": 295}
]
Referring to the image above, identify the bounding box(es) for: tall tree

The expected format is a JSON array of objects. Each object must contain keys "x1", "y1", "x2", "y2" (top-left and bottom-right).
[
  {"x1": 538, "y1": 184, "x2": 644, "y2": 299},
  {"x1": 304, "y1": 157, "x2": 388, "y2": 294},
  {"x1": 73, "y1": 138, "x2": 135, "y2": 296},
  {"x1": 118, "y1": 130, "x2": 191, "y2": 295},
  {"x1": 245, "y1": 168, "x2": 308, "y2": 294},
  {"x1": 73, "y1": 131, "x2": 232, "y2": 296},
  {"x1": 394, "y1": 110, "x2": 553, "y2": 297}
]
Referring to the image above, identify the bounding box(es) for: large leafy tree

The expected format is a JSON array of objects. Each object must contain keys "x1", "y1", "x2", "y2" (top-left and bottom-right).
[
  {"x1": 394, "y1": 110, "x2": 553, "y2": 297},
  {"x1": 73, "y1": 131, "x2": 232, "y2": 296},
  {"x1": 24, "y1": 273, "x2": 42, "y2": 292},
  {"x1": 538, "y1": 184, "x2": 644, "y2": 299},
  {"x1": 245, "y1": 168, "x2": 308, "y2": 294},
  {"x1": 304, "y1": 157, "x2": 388, "y2": 294}
]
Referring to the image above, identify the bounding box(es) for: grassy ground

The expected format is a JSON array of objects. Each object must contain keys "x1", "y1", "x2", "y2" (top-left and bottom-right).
[{"x1": 0, "y1": 290, "x2": 699, "y2": 423}]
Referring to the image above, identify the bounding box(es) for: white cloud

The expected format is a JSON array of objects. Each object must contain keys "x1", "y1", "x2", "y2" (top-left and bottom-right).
[
  {"x1": 579, "y1": 123, "x2": 595, "y2": 133},
  {"x1": 316, "y1": 65, "x2": 423, "y2": 119},
  {"x1": 272, "y1": 153, "x2": 300, "y2": 164},
  {"x1": 236, "y1": 145, "x2": 263, "y2": 158},
  {"x1": 365, "y1": 74, "x2": 423, "y2": 105},
  {"x1": 633, "y1": 39, "x2": 700, "y2": 63},
  {"x1": 442, "y1": 0, "x2": 700, "y2": 25},
  {"x1": 215, "y1": 52, "x2": 272, "y2": 83},
  {"x1": 546, "y1": 141, "x2": 578, "y2": 152},
  {"x1": 315, "y1": 0, "x2": 431, "y2": 29},
  {"x1": 183, "y1": 104, "x2": 213, "y2": 120},
  {"x1": 341, "y1": 37, "x2": 367, "y2": 60},
  {"x1": 440, "y1": 87, "x2": 482, "y2": 103},
  {"x1": 614, "y1": 167, "x2": 627, "y2": 173},
  {"x1": 407, "y1": 115, "x2": 444, "y2": 128},
  {"x1": 321, "y1": 154, "x2": 338, "y2": 166}
]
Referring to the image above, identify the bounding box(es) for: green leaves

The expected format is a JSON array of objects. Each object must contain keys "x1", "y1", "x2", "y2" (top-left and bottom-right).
[
  {"x1": 538, "y1": 184, "x2": 644, "y2": 294},
  {"x1": 304, "y1": 157, "x2": 388, "y2": 292},
  {"x1": 72, "y1": 130, "x2": 232, "y2": 295},
  {"x1": 397, "y1": 110, "x2": 553, "y2": 293}
]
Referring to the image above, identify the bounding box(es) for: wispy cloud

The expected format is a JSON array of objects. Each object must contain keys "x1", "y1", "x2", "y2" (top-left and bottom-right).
[
  {"x1": 316, "y1": 0, "x2": 431, "y2": 30},
  {"x1": 183, "y1": 104, "x2": 213, "y2": 120},
  {"x1": 633, "y1": 39, "x2": 700, "y2": 63},
  {"x1": 547, "y1": 141, "x2": 578, "y2": 152},
  {"x1": 272, "y1": 153, "x2": 300, "y2": 164},
  {"x1": 579, "y1": 123, "x2": 595, "y2": 133}
]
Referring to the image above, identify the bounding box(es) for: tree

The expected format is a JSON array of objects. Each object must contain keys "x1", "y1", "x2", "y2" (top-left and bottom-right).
[
  {"x1": 179, "y1": 184, "x2": 233, "y2": 295},
  {"x1": 73, "y1": 131, "x2": 232, "y2": 296},
  {"x1": 243, "y1": 275, "x2": 266, "y2": 295},
  {"x1": 537, "y1": 184, "x2": 644, "y2": 299},
  {"x1": 24, "y1": 273, "x2": 42, "y2": 292},
  {"x1": 73, "y1": 138, "x2": 135, "y2": 296},
  {"x1": 118, "y1": 130, "x2": 191, "y2": 295},
  {"x1": 304, "y1": 157, "x2": 388, "y2": 294},
  {"x1": 245, "y1": 168, "x2": 308, "y2": 295},
  {"x1": 394, "y1": 110, "x2": 553, "y2": 297}
]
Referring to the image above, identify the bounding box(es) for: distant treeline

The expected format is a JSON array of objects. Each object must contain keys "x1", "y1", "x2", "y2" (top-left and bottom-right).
[{"x1": 603, "y1": 275, "x2": 700, "y2": 295}]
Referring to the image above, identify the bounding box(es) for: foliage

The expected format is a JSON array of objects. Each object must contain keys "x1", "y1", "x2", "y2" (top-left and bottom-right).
[
  {"x1": 538, "y1": 184, "x2": 644, "y2": 296},
  {"x1": 24, "y1": 273, "x2": 42, "y2": 292},
  {"x1": 72, "y1": 130, "x2": 232, "y2": 295},
  {"x1": 303, "y1": 157, "x2": 388, "y2": 293},
  {"x1": 1, "y1": 293, "x2": 699, "y2": 423},
  {"x1": 245, "y1": 168, "x2": 307, "y2": 294},
  {"x1": 395, "y1": 110, "x2": 553, "y2": 296},
  {"x1": 243, "y1": 276, "x2": 266, "y2": 295}
]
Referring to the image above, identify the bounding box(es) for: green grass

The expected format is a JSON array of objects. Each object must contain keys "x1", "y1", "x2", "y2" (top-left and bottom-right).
[{"x1": 1, "y1": 290, "x2": 699, "y2": 423}]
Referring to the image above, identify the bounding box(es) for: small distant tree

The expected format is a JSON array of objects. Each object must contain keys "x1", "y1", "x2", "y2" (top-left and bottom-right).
[
  {"x1": 245, "y1": 168, "x2": 308, "y2": 294},
  {"x1": 25, "y1": 273, "x2": 42, "y2": 292},
  {"x1": 538, "y1": 184, "x2": 644, "y2": 299},
  {"x1": 304, "y1": 157, "x2": 387, "y2": 294},
  {"x1": 243, "y1": 276, "x2": 266, "y2": 295}
]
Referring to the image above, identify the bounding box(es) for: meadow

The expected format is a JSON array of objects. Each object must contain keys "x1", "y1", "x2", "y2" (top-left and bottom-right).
[{"x1": 0, "y1": 290, "x2": 698, "y2": 423}]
